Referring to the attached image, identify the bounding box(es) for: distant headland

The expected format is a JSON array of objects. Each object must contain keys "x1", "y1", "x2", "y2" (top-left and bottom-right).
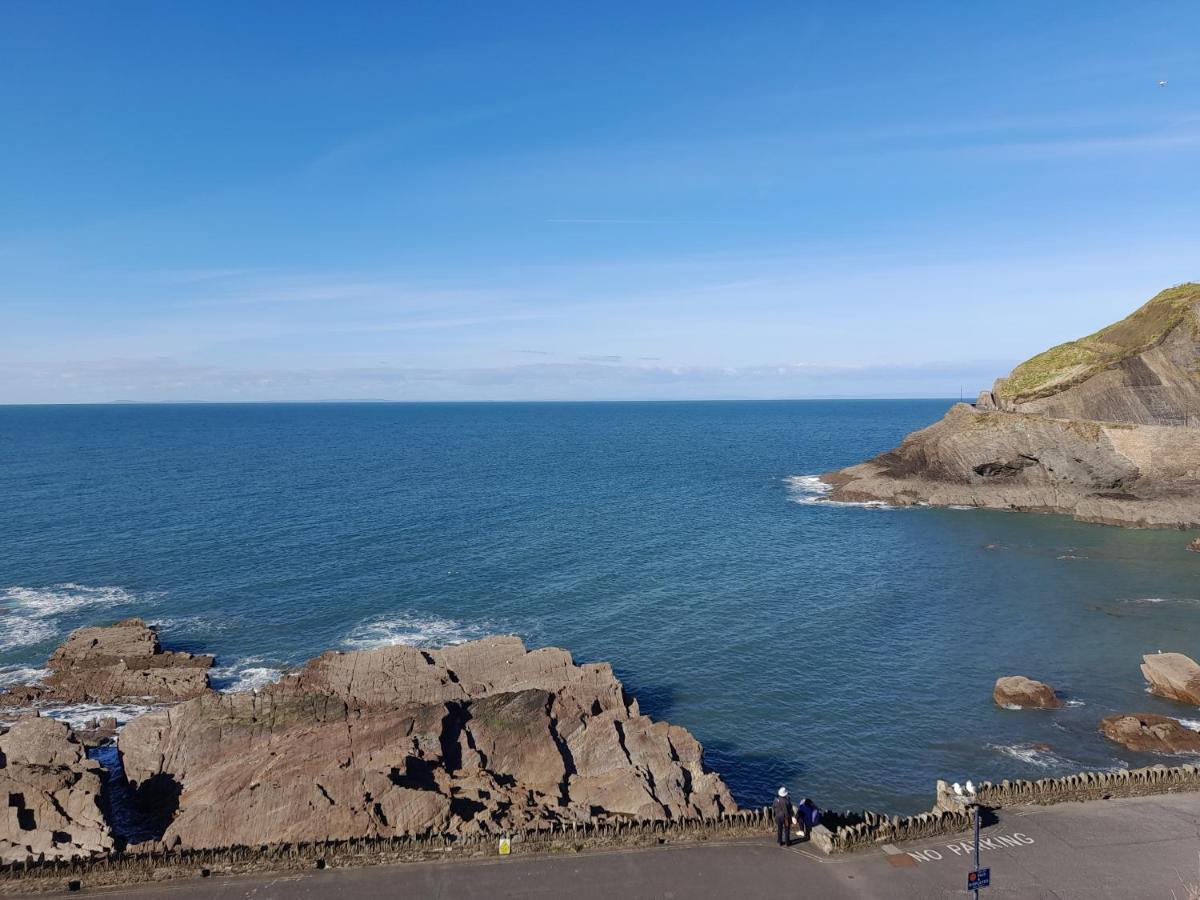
[{"x1": 825, "y1": 283, "x2": 1200, "y2": 528}]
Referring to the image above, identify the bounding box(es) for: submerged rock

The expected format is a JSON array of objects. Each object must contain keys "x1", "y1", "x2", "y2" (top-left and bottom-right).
[
  {"x1": 993, "y1": 676, "x2": 1062, "y2": 709},
  {"x1": 1099, "y1": 713, "x2": 1200, "y2": 754},
  {"x1": 826, "y1": 284, "x2": 1200, "y2": 528},
  {"x1": 1140, "y1": 652, "x2": 1200, "y2": 706},
  {"x1": 0, "y1": 618, "x2": 213, "y2": 708},
  {"x1": 118, "y1": 635, "x2": 734, "y2": 849},
  {"x1": 0, "y1": 716, "x2": 114, "y2": 862}
]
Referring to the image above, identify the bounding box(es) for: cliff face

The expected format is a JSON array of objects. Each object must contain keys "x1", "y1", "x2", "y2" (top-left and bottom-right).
[
  {"x1": 992, "y1": 283, "x2": 1200, "y2": 426},
  {"x1": 826, "y1": 284, "x2": 1200, "y2": 528}
]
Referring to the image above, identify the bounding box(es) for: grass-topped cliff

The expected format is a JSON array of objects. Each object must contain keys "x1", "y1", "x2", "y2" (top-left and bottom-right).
[{"x1": 995, "y1": 283, "x2": 1200, "y2": 402}]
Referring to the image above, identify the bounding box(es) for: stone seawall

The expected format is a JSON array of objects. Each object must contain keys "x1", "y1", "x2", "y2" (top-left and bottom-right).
[
  {"x1": 4, "y1": 764, "x2": 1200, "y2": 892},
  {"x1": 811, "y1": 763, "x2": 1200, "y2": 853},
  {"x1": 0, "y1": 813, "x2": 768, "y2": 893}
]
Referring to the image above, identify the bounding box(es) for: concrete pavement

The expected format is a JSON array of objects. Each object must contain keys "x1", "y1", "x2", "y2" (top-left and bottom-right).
[{"x1": 15, "y1": 792, "x2": 1200, "y2": 899}]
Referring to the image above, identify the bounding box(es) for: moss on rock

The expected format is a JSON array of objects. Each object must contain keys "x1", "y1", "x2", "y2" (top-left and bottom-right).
[{"x1": 997, "y1": 283, "x2": 1200, "y2": 402}]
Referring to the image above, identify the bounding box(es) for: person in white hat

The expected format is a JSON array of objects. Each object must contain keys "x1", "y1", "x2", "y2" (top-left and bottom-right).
[{"x1": 772, "y1": 787, "x2": 794, "y2": 847}]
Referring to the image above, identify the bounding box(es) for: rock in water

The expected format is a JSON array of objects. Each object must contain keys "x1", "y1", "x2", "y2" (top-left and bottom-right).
[
  {"x1": 993, "y1": 676, "x2": 1062, "y2": 709},
  {"x1": 118, "y1": 636, "x2": 735, "y2": 849},
  {"x1": 1099, "y1": 713, "x2": 1200, "y2": 754},
  {"x1": 825, "y1": 284, "x2": 1200, "y2": 528},
  {"x1": 1140, "y1": 652, "x2": 1200, "y2": 705},
  {"x1": 1188, "y1": 537, "x2": 1200, "y2": 552},
  {"x1": 0, "y1": 717, "x2": 114, "y2": 862},
  {"x1": 0, "y1": 618, "x2": 213, "y2": 708}
]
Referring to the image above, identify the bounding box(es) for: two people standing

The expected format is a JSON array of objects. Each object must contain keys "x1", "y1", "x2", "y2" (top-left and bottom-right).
[{"x1": 772, "y1": 787, "x2": 818, "y2": 847}]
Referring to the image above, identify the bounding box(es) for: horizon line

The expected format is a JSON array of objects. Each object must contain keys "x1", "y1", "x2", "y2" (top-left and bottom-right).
[{"x1": 0, "y1": 395, "x2": 970, "y2": 408}]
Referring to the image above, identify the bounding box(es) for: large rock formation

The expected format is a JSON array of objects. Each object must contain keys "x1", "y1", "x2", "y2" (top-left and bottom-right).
[
  {"x1": 0, "y1": 618, "x2": 213, "y2": 708},
  {"x1": 0, "y1": 716, "x2": 114, "y2": 862},
  {"x1": 993, "y1": 676, "x2": 1062, "y2": 709},
  {"x1": 826, "y1": 284, "x2": 1200, "y2": 528},
  {"x1": 1099, "y1": 713, "x2": 1200, "y2": 754},
  {"x1": 1141, "y1": 652, "x2": 1200, "y2": 706},
  {"x1": 117, "y1": 636, "x2": 734, "y2": 849}
]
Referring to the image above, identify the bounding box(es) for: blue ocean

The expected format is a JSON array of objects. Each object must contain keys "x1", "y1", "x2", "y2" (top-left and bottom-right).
[{"x1": 2, "y1": 400, "x2": 1198, "y2": 814}]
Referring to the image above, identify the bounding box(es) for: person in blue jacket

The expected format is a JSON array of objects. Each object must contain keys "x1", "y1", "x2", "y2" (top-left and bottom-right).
[{"x1": 793, "y1": 797, "x2": 820, "y2": 841}]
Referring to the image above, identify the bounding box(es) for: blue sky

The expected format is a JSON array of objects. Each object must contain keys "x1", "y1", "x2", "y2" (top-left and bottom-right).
[{"x1": 1, "y1": 1, "x2": 1197, "y2": 402}]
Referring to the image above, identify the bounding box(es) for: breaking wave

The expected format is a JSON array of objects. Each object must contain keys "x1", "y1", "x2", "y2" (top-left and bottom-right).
[
  {"x1": 784, "y1": 475, "x2": 892, "y2": 509},
  {"x1": 989, "y1": 743, "x2": 1074, "y2": 770},
  {"x1": 210, "y1": 658, "x2": 284, "y2": 693},
  {"x1": 0, "y1": 665, "x2": 49, "y2": 687},
  {"x1": 0, "y1": 584, "x2": 153, "y2": 652},
  {"x1": 0, "y1": 702, "x2": 158, "y2": 731},
  {"x1": 343, "y1": 614, "x2": 500, "y2": 650}
]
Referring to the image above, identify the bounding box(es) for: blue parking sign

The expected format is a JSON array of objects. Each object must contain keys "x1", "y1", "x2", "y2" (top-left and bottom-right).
[{"x1": 967, "y1": 867, "x2": 990, "y2": 890}]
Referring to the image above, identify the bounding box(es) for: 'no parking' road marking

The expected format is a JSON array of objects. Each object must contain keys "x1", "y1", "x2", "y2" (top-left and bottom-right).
[{"x1": 902, "y1": 832, "x2": 1035, "y2": 864}]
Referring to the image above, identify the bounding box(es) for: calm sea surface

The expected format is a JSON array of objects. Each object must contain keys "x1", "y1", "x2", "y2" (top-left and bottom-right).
[{"x1": 2, "y1": 400, "x2": 1199, "y2": 814}]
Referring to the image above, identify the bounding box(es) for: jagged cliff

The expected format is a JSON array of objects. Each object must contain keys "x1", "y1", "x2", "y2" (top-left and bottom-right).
[{"x1": 826, "y1": 284, "x2": 1200, "y2": 528}]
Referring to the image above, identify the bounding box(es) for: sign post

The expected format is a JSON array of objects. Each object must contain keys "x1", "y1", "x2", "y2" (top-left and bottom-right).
[
  {"x1": 967, "y1": 866, "x2": 990, "y2": 891},
  {"x1": 950, "y1": 781, "x2": 990, "y2": 897}
]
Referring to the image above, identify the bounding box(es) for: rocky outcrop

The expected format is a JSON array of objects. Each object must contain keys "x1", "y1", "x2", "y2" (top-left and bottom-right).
[
  {"x1": 1099, "y1": 713, "x2": 1200, "y2": 754},
  {"x1": 0, "y1": 619, "x2": 212, "y2": 708},
  {"x1": 117, "y1": 636, "x2": 734, "y2": 850},
  {"x1": 1189, "y1": 537, "x2": 1200, "y2": 552},
  {"x1": 993, "y1": 676, "x2": 1062, "y2": 709},
  {"x1": 0, "y1": 716, "x2": 114, "y2": 862},
  {"x1": 1140, "y1": 653, "x2": 1200, "y2": 706},
  {"x1": 826, "y1": 284, "x2": 1200, "y2": 528}
]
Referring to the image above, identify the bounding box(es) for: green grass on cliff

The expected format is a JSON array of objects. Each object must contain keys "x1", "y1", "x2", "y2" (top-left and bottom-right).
[{"x1": 996, "y1": 283, "x2": 1200, "y2": 402}]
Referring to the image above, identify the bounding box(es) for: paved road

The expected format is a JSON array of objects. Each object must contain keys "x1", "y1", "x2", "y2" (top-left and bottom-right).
[{"x1": 23, "y1": 793, "x2": 1200, "y2": 899}]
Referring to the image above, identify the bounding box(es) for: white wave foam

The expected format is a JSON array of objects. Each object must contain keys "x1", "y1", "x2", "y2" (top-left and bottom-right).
[
  {"x1": 785, "y1": 475, "x2": 893, "y2": 509},
  {"x1": 148, "y1": 615, "x2": 230, "y2": 636},
  {"x1": 989, "y1": 743, "x2": 1071, "y2": 769},
  {"x1": 0, "y1": 702, "x2": 158, "y2": 731},
  {"x1": 0, "y1": 618, "x2": 56, "y2": 652},
  {"x1": 0, "y1": 666, "x2": 49, "y2": 687},
  {"x1": 1179, "y1": 718, "x2": 1200, "y2": 732},
  {"x1": 1064, "y1": 699, "x2": 1086, "y2": 708},
  {"x1": 1122, "y1": 597, "x2": 1196, "y2": 605},
  {"x1": 2, "y1": 584, "x2": 151, "y2": 618},
  {"x1": 210, "y1": 657, "x2": 284, "y2": 693},
  {"x1": 343, "y1": 614, "x2": 497, "y2": 650},
  {"x1": 0, "y1": 584, "x2": 153, "y2": 651}
]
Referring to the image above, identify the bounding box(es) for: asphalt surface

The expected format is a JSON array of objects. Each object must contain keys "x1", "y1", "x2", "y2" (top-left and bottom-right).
[{"x1": 21, "y1": 792, "x2": 1200, "y2": 899}]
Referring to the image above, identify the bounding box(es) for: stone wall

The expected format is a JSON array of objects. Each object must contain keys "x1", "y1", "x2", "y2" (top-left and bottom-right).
[
  {"x1": 813, "y1": 763, "x2": 1200, "y2": 854},
  {"x1": 0, "y1": 812, "x2": 771, "y2": 893},
  {"x1": 5, "y1": 763, "x2": 1200, "y2": 891}
]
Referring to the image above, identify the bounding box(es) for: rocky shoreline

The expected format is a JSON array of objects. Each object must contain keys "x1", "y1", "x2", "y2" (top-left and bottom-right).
[
  {"x1": 825, "y1": 284, "x2": 1200, "y2": 530},
  {"x1": 1, "y1": 620, "x2": 733, "y2": 864},
  {"x1": 5, "y1": 619, "x2": 1200, "y2": 882}
]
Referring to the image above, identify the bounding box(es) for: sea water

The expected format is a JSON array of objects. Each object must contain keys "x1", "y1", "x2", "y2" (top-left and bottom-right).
[{"x1": 2, "y1": 400, "x2": 1198, "y2": 813}]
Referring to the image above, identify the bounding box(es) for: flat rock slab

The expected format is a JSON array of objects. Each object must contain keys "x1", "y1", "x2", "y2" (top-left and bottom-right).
[{"x1": 0, "y1": 618, "x2": 213, "y2": 707}]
